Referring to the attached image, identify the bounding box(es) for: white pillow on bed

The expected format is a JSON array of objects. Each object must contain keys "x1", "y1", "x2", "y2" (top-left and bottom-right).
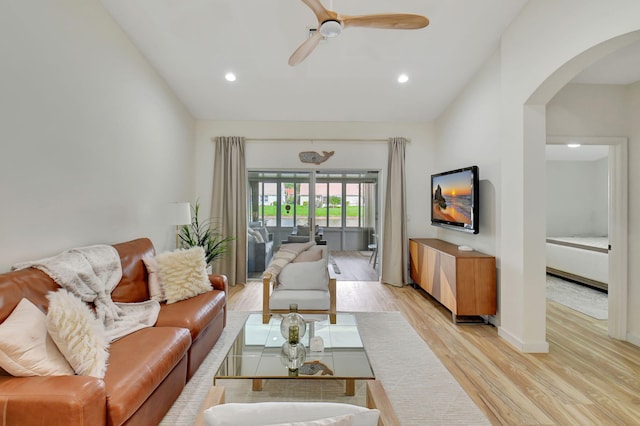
[{"x1": 278, "y1": 259, "x2": 328, "y2": 290}]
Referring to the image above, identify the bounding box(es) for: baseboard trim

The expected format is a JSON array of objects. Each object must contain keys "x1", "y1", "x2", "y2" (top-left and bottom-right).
[
  {"x1": 626, "y1": 332, "x2": 640, "y2": 348},
  {"x1": 498, "y1": 326, "x2": 550, "y2": 353}
]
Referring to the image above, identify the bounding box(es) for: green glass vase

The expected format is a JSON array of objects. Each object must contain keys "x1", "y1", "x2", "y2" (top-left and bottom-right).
[{"x1": 280, "y1": 304, "x2": 306, "y2": 344}]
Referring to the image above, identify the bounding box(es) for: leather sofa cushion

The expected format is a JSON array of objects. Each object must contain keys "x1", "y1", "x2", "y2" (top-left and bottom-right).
[
  {"x1": 104, "y1": 326, "x2": 191, "y2": 426},
  {"x1": 0, "y1": 268, "x2": 59, "y2": 322},
  {"x1": 111, "y1": 238, "x2": 155, "y2": 303},
  {"x1": 156, "y1": 290, "x2": 226, "y2": 341},
  {"x1": 0, "y1": 375, "x2": 106, "y2": 425}
]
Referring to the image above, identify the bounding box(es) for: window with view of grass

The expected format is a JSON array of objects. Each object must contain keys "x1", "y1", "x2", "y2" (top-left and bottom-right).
[{"x1": 248, "y1": 171, "x2": 378, "y2": 250}]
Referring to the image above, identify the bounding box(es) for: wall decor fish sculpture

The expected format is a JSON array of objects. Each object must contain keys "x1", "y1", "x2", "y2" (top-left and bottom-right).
[{"x1": 298, "y1": 150, "x2": 335, "y2": 165}]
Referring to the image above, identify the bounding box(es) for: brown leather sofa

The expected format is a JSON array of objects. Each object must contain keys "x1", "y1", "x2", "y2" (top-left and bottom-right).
[{"x1": 0, "y1": 238, "x2": 227, "y2": 426}]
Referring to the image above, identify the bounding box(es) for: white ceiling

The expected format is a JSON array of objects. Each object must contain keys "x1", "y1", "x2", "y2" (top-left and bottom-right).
[
  {"x1": 98, "y1": 0, "x2": 529, "y2": 122},
  {"x1": 98, "y1": 1, "x2": 640, "y2": 124}
]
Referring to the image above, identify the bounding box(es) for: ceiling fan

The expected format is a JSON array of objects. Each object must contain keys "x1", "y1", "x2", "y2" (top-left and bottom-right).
[{"x1": 289, "y1": 0, "x2": 429, "y2": 66}]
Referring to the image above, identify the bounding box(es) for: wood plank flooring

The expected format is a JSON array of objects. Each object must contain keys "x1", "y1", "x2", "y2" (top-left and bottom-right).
[
  {"x1": 329, "y1": 250, "x2": 379, "y2": 281},
  {"x1": 227, "y1": 277, "x2": 640, "y2": 425}
]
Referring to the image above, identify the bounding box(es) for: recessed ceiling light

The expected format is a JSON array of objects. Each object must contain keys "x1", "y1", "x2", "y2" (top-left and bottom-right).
[
  {"x1": 397, "y1": 74, "x2": 409, "y2": 84},
  {"x1": 225, "y1": 72, "x2": 236, "y2": 82},
  {"x1": 567, "y1": 143, "x2": 581, "y2": 148}
]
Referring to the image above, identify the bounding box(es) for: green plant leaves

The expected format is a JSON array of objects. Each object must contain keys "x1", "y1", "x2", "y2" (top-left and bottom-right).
[{"x1": 177, "y1": 200, "x2": 234, "y2": 265}]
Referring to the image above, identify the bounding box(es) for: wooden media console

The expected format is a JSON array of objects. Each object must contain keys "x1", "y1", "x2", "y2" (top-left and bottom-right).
[{"x1": 409, "y1": 238, "x2": 496, "y2": 323}]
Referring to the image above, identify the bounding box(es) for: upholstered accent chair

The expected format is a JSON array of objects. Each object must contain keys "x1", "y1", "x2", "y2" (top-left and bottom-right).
[
  {"x1": 262, "y1": 245, "x2": 336, "y2": 324},
  {"x1": 286, "y1": 224, "x2": 324, "y2": 244},
  {"x1": 247, "y1": 225, "x2": 273, "y2": 273}
]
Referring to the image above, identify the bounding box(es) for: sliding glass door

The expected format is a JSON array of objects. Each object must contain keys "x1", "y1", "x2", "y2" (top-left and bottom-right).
[
  {"x1": 248, "y1": 171, "x2": 313, "y2": 244},
  {"x1": 247, "y1": 170, "x2": 379, "y2": 275},
  {"x1": 314, "y1": 172, "x2": 378, "y2": 250}
]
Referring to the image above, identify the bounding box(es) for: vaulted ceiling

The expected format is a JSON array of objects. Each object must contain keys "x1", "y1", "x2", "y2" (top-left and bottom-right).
[
  {"x1": 98, "y1": 0, "x2": 528, "y2": 122},
  {"x1": 99, "y1": 1, "x2": 640, "y2": 123}
]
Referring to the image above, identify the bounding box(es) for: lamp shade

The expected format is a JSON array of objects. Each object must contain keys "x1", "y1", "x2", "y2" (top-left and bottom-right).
[{"x1": 169, "y1": 202, "x2": 192, "y2": 225}]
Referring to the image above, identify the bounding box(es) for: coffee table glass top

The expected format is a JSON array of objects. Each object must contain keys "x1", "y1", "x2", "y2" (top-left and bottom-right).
[{"x1": 214, "y1": 313, "x2": 375, "y2": 381}]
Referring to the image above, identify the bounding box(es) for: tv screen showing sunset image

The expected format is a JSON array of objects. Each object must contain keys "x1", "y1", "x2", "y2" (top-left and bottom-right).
[{"x1": 432, "y1": 169, "x2": 473, "y2": 225}]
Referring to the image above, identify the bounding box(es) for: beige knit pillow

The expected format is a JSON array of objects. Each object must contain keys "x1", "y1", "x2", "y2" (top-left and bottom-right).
[
  {"x1": 155, "y1": 247, "x2": 211, "y2": 304},
  {"x1": 46, "y1": 289, "x2": 109, "y2": 378}
]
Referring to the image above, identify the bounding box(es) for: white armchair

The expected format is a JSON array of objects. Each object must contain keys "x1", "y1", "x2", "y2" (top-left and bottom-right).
[{"x1": 262, "y1": 245, "x2": 336, "y2": 324}]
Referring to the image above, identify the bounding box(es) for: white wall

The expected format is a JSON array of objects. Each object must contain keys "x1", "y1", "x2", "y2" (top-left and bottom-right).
[
  {"x1": 546, "y1": 84, "x2": 631, "y2": 136},
  {"x1": 434, "y1": 51, "x2": 501, "y2": 257},
  {"x1": 546, "y1": 158, "x2": 609, "y2": 237},
  {"x1": 629, "y1": 81, "x2": 640, "y2": 345},
  {"x1": 499, "y1": 0, "x2": 640, "y2": 350},
  {"x1": 0, "y1": 0, "x2": 195, "y2": 272},
  {"x1": 433, "y1": 1, "x2": 640, "y2": 351},
  {"x1": 433, "y1": 51, "x2": 502, "y2": 324},
  {"x1": 194, "y1": 120, "x2": 436, "y2": 275}
]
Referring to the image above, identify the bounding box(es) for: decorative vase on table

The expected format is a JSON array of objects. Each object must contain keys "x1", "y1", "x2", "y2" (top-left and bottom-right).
[
  {"x1": 280, "y1": 304, "x2": 307, "y2": 375},
  {"x1": 280, "y1": 304, "x2": 306, "y2": 343},
  {"x1": 280, "y1": 341, "x2": 306, "y2": 376}
]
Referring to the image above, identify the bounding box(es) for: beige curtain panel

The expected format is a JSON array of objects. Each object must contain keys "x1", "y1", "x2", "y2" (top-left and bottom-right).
[
  {"x1": 211, "y1": 136, "x2": 247, "y2": 286},
  {"x1": 381, "y1": 137, "x2": 409, "y2": 287}
]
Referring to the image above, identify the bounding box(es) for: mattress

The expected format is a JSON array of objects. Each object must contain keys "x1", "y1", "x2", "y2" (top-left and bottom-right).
[
  {"x1": 545, "y1": 236, "x2": 608, "y2": 253},
  {"x1": 545, "y1": 236, "x2": 609, "y2": 290}
]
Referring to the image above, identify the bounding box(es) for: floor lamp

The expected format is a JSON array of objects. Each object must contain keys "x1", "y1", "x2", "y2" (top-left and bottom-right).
[{"x1": 169, "y1": 202, "x2": 192, "y2": 249}]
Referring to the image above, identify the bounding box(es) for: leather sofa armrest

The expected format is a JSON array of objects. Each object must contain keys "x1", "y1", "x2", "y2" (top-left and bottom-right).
[
  {"x1": 0, "y1": 375, "x2": 106, "y2": 425},
  {"x1": 209, "y1": 273, "x2": 228, "y2": 294}
]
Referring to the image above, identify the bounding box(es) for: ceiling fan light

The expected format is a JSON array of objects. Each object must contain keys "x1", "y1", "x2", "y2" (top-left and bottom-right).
[{"x1": 319, "y1": 20, "x2": 342, "y2": 38}]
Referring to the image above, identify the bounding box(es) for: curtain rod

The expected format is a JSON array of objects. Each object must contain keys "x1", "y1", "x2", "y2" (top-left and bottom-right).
[{"x1": 240, "y1": 137, "x2": 406, "y2": 143}]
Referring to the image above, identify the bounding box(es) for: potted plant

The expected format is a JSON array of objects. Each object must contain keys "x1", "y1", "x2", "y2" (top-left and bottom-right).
[{"x1": 178, "y1": 200, "x2": 234, "y2": 270}]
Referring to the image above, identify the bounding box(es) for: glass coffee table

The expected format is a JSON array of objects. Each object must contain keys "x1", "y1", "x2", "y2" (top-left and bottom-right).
[{"x1": 214, "y1": 313, "x2": 375, "y2": 396}]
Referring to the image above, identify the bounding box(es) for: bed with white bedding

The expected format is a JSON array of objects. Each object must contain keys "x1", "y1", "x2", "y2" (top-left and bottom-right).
[{"x1": 545, "y1": 236, "x2": 609, "y2": 291}]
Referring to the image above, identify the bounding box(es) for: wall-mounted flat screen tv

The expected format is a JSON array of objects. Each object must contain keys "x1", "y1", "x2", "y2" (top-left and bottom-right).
[{"x1": 431, "y1": 165, "x2": 479, "y2": 234}]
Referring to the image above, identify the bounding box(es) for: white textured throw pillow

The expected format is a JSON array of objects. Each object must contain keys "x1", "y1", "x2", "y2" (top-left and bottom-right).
[
  {"x1": 155, "y1": 246, "x2": 211, "y2": 304},
  {"x1": 142, "y1": 256, "x2": 165, "y2": 302},
  {"x1": 46, "y1": 289, "x2": 110, "y2": 378},
  {"x1": 0, "y1": 298, "x2": 74, "y2": 377}
]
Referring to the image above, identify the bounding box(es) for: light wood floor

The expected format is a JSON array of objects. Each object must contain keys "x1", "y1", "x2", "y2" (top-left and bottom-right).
[
  {"x1": 329, "y1": 250, "x2": 380, "y2": 281},
  {"x1": 227, "y1": 280, "x2": 640, "y2": 425}
]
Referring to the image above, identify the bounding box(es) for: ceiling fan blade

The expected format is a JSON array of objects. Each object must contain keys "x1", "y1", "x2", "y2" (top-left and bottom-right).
[
  {"x1": 301, "y1": 0, "x2": 334, "y2": 23},
  {"x1": 342, "y1": 13, "x2": 429, "y2": 30},
  {"x1": 288, "y1": 31, "x2": 323, "y2": 66}
]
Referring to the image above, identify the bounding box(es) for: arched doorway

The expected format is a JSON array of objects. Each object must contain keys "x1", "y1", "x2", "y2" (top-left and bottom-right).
[{"x1": 521, "y1": 31, "x2": 640, "y2": 344}]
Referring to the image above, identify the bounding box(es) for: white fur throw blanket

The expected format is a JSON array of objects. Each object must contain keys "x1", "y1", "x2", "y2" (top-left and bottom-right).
[
  {"x1": 12, "y1": 245, "x2": 160, "y2": 342},
  {"x1": 264, "y1": 241, "x2": 316, "y2": 282}
]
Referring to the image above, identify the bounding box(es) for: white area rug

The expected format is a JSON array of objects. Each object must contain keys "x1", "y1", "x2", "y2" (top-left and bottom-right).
[
  {"x1": 546, "y1": 274, "x2": 608, "y2": 320},
  {"x1": 160, "y1": 311, "x2": 489, "y2": 425}
]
